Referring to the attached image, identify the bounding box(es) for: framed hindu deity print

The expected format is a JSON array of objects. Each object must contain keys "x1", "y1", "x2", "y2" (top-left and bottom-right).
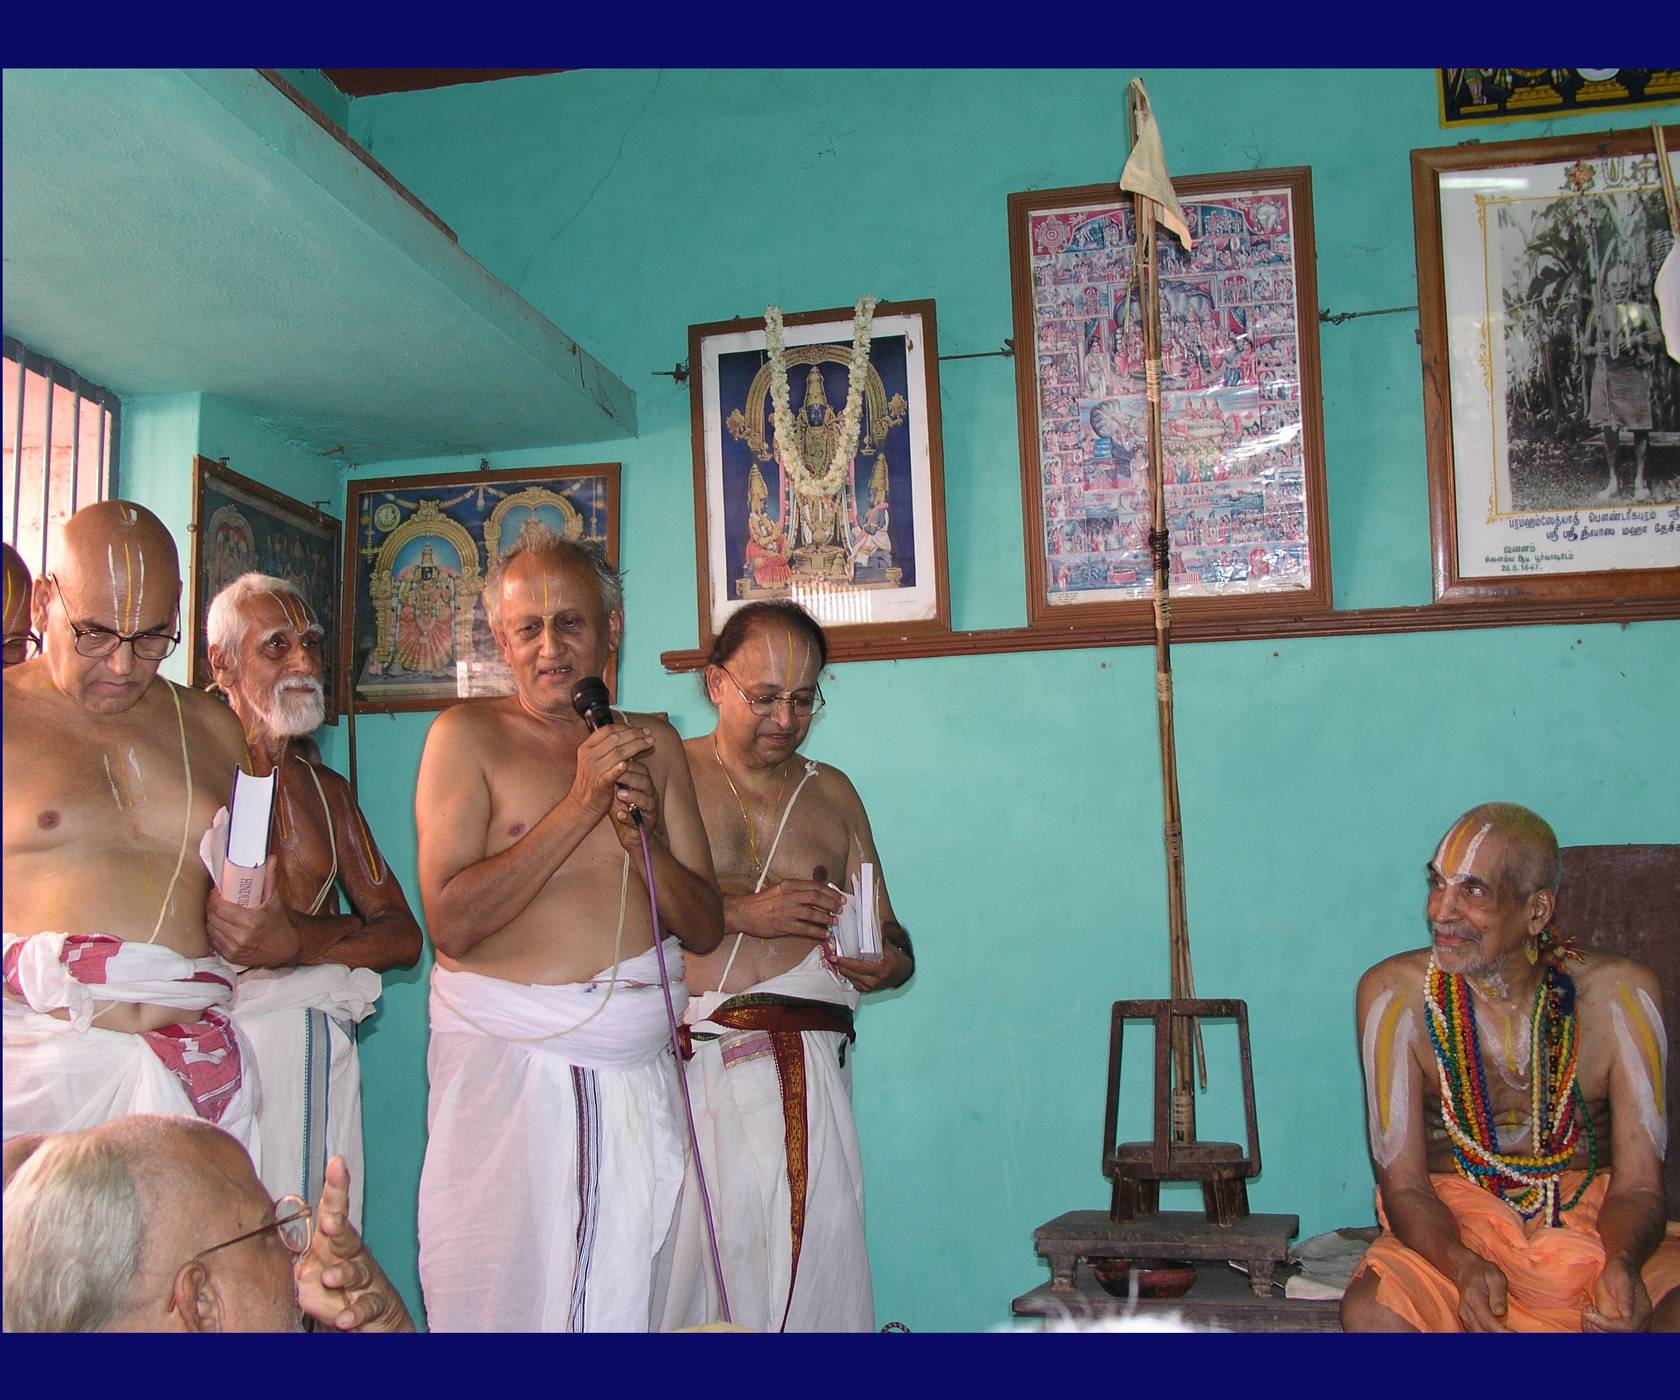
[
  {"x1": 686, "y1": 298, "x2": 951, "y2": 656},
  {"x1": 1413, "y1": 125, "x2": 1680, "y2": 611},
  {"x1": 340, "y1": 463, "x2": 619, "y2": 714},
  {"x1": 188, "y1": 455, "x2": 342, "y2": 723},
  {"x1": 1007, "y1": 169, "x2": 1333, "y2": 631}
]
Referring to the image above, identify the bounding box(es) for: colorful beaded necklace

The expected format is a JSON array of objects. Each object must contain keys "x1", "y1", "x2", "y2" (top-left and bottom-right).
[{"x1": 1422, "y1": 929, "x2": 1595, "y2": 1225}]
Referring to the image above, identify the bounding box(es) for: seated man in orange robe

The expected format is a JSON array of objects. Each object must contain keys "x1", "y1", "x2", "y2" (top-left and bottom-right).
[{"x1": 1343, "y1": 802, "x2": 1678, "y2": 1331}]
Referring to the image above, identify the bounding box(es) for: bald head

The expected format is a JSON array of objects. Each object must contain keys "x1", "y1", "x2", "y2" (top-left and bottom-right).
[
  {"x1": 53, "y1": 501, "x2": 180, "y2": 633},
  {"x1": 3, "y1": 542, "x2": 32, "y2": 633},
  {"x1": 1439, "y1": 802, "x2": 1562, "y2": 900},
  {"x1": 3, "y1": 543, "x2": 34, "y2": 664}
]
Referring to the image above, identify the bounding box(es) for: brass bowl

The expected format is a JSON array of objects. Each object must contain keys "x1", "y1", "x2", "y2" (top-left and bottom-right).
[{"x1": 1090, "y1": 1258, "x2": 1197, "y2": 1299}]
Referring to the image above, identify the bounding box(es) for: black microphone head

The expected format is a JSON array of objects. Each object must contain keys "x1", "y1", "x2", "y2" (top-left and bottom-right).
[{"x1": 570, "y1": 675, "x2": 615, "y2": 731}]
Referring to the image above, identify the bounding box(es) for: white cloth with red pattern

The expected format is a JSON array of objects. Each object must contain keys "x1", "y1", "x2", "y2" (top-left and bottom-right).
[{"x1": 2, "y1": 932, "x2": 260, "y2": 1166}]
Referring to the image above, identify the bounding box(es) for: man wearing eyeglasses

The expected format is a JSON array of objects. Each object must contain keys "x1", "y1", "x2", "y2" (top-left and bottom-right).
[
  {"x1": 204, "y1": 573, "x2": 422, "y2": 1226},
  {"x1": 2, "y1": 542, "x2": 40, "y2": 667},
  {"x1": 659, "y1": 601, "x2": 913, "y2": 1332},
  {"x1": 2, "y1": 1113, "x2": 412, "y2": 1331},
  {"x1": 2, "y1": 501, "x2": 258, "y2": 1157}
]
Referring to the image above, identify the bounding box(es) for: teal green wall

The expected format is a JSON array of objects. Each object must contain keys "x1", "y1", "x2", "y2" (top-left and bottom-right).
[
  {"x1": 324, "y1": 70, "x2": 1680, "y2": 1331},
  {"x1": 95, "y1": 71, "x2": 1679, "y2": 1332},
  {"x1": 274, "y1": 69, "x2": 350, "y2": 132},
  {"x1": 118, "y1": 391, "x2": 348, "y2": 769}
]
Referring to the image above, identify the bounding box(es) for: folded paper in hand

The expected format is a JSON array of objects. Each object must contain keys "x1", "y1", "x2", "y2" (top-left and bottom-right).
[
  {"x1": 831, "y1": 862, "x2": 882, "y2": 962},
  {"x1": 197, "y1": 767, "x2": 277, "y2": 908}
]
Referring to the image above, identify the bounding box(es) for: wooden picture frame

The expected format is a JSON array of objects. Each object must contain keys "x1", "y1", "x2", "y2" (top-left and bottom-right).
[
  {"x1": 1413, "y1": 126, "x2": 1680, "y2": 610},
  {"x1": 1439, "y1": 69, "x2": 1680, "y2": 129},
  {"x1": 685, "y1": 299, "x2": 951, "y2": 659},
  {"x1": 1008, "y1": 169, "x2": 1333, "y2": 632},
  {"x1": 340, "y1": 462, "x2": 619, "y2": 714},
  {"x1": 188, "y1": 455, "x2": 342, "y2": 723}
]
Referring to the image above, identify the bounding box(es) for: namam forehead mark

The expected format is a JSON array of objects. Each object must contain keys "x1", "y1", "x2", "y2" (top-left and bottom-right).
[
  {"x1": 738, "y1": 621, "x2": 818, "y2": 690},
  {"x1": 1432, "y1": 819, "x2": 1496, "y2": 884},
  {"x1": 1611, "y1": 985, "x2": 1669, "y2": 1156},
  {"x1": 1361, "y1": 988, "x2": 1416, "y2": 1169},
  {"x1": 248, "y1": 590, "x2": 320, "y2": 641},
  {"x1": 3, "y1": 548, "x2": 31, "y2": 632},
  {"x1": 502, "y1": 553, "x2": 596, "y2": 626}
]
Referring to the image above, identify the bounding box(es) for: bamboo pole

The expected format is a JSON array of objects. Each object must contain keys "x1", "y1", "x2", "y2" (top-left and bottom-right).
[{"x1": 1126, "y1": 88, "x2": 1206, "y2": 1144}]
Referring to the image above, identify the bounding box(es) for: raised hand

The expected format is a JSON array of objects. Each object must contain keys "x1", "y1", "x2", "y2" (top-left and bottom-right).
[{"x1": 293, "y1": 1156, "x2": 413, "y2": 1332}]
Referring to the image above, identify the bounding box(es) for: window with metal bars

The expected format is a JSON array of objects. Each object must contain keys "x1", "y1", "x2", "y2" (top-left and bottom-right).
[{"x1": 3, "y1": 336, "x2": 121, "y2": 583}]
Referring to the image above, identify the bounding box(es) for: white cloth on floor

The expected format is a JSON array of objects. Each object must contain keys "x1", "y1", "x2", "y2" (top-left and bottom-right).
[
  {"x1": 2, "y1": 932, "x2": 260, "y2": 1167},
  {"x1": 418, "y1": 939, "x2": 687, "y2": 1332},
  {"x1": 233, "y1": 963, "x2": 380, "y2": 1227},
  {"x1": 658, "y1": 945, "x2": 873, "y2": 1332}
]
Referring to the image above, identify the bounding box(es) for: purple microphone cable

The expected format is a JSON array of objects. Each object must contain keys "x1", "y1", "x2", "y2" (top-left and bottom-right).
[{"x1": 637, "y1": 821, "x2": 732, "y2": 1325}]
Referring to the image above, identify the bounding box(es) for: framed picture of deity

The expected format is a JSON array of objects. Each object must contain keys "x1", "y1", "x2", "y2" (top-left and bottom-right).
[
  {"x1": 1007, "y1": 169, "x2": 1333, "y2": 631},
  {"x1": 188, "y1": 455, "x2": 342, "y2": 723},
  {"x1": 686, "y1": 298, "x2": 951, "y2": 654},
  {"x1": 339, "y1": 463, "x2": 619, "y2": 714},
  {"x1": 1439, "y1": 69, "x2": 1680, "y2": 129},
  {"x1": 1413, "y1": 126, "x2": 1680, "y2": 611}
]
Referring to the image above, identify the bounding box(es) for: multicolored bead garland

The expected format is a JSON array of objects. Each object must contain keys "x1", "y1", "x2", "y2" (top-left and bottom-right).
[{"x1": 1423, "y1": 930, "x2": 1595, "y2": 1225}]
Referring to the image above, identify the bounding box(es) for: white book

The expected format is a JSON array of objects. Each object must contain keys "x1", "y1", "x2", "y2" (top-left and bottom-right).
[
  {"x1": 197, "y1": 768, "x2": 277, "y2": 908},
  {"x1": 833, "y1": 862, "x2": 883, "y2": 962}
]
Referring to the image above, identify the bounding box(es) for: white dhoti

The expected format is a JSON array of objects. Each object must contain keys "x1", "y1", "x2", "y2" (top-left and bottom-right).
[
  {"x1": 659, "y1": 946, "x2": 872, "y2": 1332},
  {"x1": 2, "y1": 933, "x2": 259, "y2": 1167},
  {"x1": 233, "y1": 964, "x2": 380, "y2": 1227},
  {"x1": 419, "y1": 940, "x2": 688, "y2": 1332}
]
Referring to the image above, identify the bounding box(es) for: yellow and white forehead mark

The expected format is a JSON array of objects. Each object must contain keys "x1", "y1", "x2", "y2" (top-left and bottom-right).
[
  {"x1": 1362, "y1": 988, "x2": 1415, "y2": 1169},
  {"x1": 265, "y1": 589, "x2": 315, "y2": 634},
  {"x1": 1434, "y1": 820, "x2": 1494, "y2": 882},
  {"x1": 1611, "y1": 985, "x2": 1668, "y2": 1156}
]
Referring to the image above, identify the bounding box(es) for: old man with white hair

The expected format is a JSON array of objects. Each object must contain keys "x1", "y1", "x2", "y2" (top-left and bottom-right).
[
  {"x1": 2, "y1": 1113, "x2": 412, "y2": 1332},
  {"x1": 205, "y1": 573, "x2": 421, "y2": 1223}
]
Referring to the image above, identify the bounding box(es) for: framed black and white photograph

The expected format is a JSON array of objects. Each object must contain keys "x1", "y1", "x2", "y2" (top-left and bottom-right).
[{"x1": 1414, "y1": 125, "x2": 1680, "y2": 609}]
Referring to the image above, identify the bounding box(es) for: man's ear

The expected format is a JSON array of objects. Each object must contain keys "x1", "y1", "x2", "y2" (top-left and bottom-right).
[
  {"x1": 172, "y1": 1261, "x2": 221, "y2": 1333},
  {"x1": 607, "y1": 610, "x2": 623, "y2": 651},
  {"x1": 207, "y1": 644, "x2": 236, "y2": 691},
  {"x1": 703, "y1": 665, "x2": 722, "y2": 704},
  {"x1": 1527, "y1": 887, "x2": 1557, "y2": 934},
  {"x1": 30, "y1": 575, "x2": 52, "y2": 633}
]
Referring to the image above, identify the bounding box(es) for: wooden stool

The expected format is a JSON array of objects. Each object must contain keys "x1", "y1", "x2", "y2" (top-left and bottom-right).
[{"x1": 1104, "y1": 998, "x2": 1262, "y2": 1226}]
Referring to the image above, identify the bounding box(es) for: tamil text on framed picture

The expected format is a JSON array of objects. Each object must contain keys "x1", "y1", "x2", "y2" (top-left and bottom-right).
[{"x1": 1412, "y1": 125, "x2": 1680, "y2": 609}]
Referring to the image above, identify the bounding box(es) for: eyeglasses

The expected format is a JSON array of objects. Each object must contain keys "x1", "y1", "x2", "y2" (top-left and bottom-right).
[
  {"x1": 2, "y1": 631, "x2": 41, "y2": 665},
  {"x1": 164, "y1": 1195, "x2": 312, "y2": 1314},
  {"x1": 717, "y1": 667, "x2": 824, "y2": 717},
  {"x1": 45, "y1": 573, "x2": 181, "y2": 660}
]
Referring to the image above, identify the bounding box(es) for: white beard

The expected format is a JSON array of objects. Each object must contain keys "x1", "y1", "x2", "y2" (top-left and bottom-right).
[{"x1": 255, "y1": 677, "x2": 325, "y2": 737}]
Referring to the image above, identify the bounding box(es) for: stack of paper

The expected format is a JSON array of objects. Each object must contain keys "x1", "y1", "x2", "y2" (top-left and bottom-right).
[
  {"x1": 831, "y1": 862, "x2": 882, "y2": 962},
  {"x1": 197, "y1": 767, "x2": 277, "y2": 907}
]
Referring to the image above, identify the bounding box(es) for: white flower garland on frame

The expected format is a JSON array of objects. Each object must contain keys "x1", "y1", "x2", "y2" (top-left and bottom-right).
[{"x1": 764, "y1": 296, "x2": 878, "y2": 501}]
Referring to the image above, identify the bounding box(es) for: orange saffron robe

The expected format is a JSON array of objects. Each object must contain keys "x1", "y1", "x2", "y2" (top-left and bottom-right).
[{"x1": 1355, "y1": 1172, "x2": 1680, "y2": 1331}]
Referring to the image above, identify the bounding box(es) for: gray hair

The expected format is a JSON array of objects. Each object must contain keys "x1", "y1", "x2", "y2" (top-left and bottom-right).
[
  {"x1": 482, "y1": 527, "x2": 623, "y2": 628},
  {"x1": 206, "y1": 573, "x2": 319, "y2": 660},
  {"x1": 1456, "y1": 801, "x2": 1564, "y2": 897},
  {"x1": 2, "y1": 1134, "x2": 144, "y2": 1332}
]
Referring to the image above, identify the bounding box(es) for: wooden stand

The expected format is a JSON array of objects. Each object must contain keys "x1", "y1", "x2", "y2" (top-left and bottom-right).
[
  {"x1": 1020, "y1": 996, "x2": 1301, "y2": 1309},
  {"x1": 1013, "y1": 1256, "x2": 1340, "y2": 1333}
]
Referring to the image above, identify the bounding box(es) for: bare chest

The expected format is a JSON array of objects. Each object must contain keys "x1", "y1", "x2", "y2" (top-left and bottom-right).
[
  {"x1": 697, "y1": 766, "x2": 853, "y2": 892},
  {"x1": 3, "y1": 696, "x2": 224, "y2": 861}
]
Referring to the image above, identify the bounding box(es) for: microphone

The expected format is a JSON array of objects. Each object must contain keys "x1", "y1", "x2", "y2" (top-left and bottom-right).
[{"x1": 570, "y1": 676, "x2": 642, "y2": 826}]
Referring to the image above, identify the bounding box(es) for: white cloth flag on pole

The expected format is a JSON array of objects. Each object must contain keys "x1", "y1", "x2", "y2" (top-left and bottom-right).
[{"x1": 1119, "y1": 77, "x2": 1193, "y2": 252}]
